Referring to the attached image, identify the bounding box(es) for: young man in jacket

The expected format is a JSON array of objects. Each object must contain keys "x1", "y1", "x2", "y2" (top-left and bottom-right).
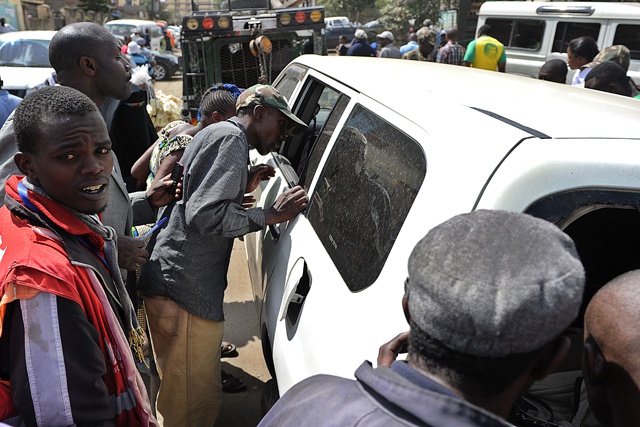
[{"x1": 0, "y1": 86, "x2": 157, "y2": 426}]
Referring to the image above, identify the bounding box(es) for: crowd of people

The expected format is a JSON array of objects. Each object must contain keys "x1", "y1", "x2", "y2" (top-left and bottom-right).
[
  {"x1": 0, "y1": 16, "x2": 638, "y2": 427},
  {"x1": 336, "y1": 22, "x2": 640, "y2": 100}
]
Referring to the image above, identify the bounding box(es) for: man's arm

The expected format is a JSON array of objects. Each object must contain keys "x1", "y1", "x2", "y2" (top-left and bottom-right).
[
  {"x1": 185, "y1": 131, "x2": 265, "y2": 237},
  {"x1": 498, "y1": 49, "x2": 507, "y2": 73},
  {"x1": 462, "y1": 39, "x2": 476, "y2": 67},
  {"x1": 8, "y1": 292, "x2": 115, "y2": 426}
]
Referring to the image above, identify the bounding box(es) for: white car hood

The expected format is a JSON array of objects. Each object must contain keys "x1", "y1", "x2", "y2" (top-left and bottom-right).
[{"x1": 0, "y1": 66, "x2": 53, "y2": 90}]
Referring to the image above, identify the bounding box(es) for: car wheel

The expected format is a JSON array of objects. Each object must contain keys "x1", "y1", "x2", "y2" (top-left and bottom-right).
[
  {"x1": 154, "y1": 62, "x2": 168, "y2": 81},
  {"x1": 260, "y1": 379, "x2": 279, "y2": 414}
]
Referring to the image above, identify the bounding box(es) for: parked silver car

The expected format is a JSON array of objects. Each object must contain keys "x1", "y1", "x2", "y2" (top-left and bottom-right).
[{"x1": 0, "y1": 31, "x2": 56, "y2": 97}]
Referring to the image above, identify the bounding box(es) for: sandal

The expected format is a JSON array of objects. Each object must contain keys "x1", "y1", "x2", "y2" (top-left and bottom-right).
[
  {"x1": 221, "y1": 341, "x2": 237, "y2": 357},
  {"x1": 221, "y1": 369, "x2": 247, "y2": 393}
]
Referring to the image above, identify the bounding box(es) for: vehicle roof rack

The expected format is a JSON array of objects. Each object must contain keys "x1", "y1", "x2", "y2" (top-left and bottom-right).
[{"x1": 536, "y1": 5, "x2": 595, "y2": 16}]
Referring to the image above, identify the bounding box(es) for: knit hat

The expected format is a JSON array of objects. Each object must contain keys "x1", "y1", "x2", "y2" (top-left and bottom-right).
[
  {"x1": 236, "y1": 84, "x2": 307, "y2": 136},
  {"x1": 407, "y1": 210, "x2": 585, "y2": 357}
]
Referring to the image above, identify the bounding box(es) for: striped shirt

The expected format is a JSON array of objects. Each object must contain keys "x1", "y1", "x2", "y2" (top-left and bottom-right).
[{"x1": 437, "y1": 41, "x2": 466, "y2": 65}]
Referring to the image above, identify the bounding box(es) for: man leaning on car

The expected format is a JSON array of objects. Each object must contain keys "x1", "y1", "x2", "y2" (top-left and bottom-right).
[{"x1": 258, "y1": 210, "x2": 585, "y2": 427}]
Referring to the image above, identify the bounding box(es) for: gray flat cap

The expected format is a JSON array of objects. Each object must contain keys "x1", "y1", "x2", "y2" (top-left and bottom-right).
[{"x1": 407, "y1": 210, "x2": 585, "y2": 357}]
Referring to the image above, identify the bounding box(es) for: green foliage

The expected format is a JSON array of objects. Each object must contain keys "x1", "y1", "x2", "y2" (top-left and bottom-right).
[
  {"x1": 378, "y1": 0, "x2": 442, "y2": 39},
  {"x1": 319, "y1": 0, "x2": 376, "y2": 23},
  {"x1": 78, "y1": 0, "x2": 110, "y2": 13}
]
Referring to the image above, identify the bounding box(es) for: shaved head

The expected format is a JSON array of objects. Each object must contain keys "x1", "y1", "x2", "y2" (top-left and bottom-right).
[
  {"x1": 586, "y1": 270, "x2": 640, "y2": 370},
  {"x1": 49, "y1": 22, "x2": 117, "y2": 74},
  {"x1": 584, "y1": 270, "x2": 640, "y2": 426}
]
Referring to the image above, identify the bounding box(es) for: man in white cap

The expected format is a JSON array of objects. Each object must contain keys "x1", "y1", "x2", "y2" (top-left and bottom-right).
[
  {"x1": 377, "y1": 30, "x2": 402, "y2": 59},
  {"x1": 258, "y1": 210, "x2": 585, "y2": 427},
  {"x1": 347, "y1": 29, "x2": 376, "y2": 57}
]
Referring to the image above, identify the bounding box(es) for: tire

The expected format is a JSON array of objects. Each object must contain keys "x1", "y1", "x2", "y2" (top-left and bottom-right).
[
  {"x1": 154, "y1": 62, "x2": 168, "y2": 81},
  {"x1": 260, "y1": 379, "x2": 280, "y2": 415}
]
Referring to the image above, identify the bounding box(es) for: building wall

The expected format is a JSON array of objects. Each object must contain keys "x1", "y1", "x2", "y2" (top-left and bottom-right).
[{"x1": 1, "y1": 0, "x2": 21, "y2": 29}]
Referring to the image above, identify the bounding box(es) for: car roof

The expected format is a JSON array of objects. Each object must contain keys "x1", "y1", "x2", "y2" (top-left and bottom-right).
[
  {"x1": 479, "y1": 1, "x2": 640, "y2": 20},
  {"x1": 291, "y1": 55, "x2": 640, "y2": 140},
  {"x1": 0, "y1": 30, "x2": 56, "y2": 41},
  {"x1": 105, "y1": 19, "x2": 159, "y2": 27}
]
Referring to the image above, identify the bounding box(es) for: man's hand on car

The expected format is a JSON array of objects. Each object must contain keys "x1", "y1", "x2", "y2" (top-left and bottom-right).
[{"x1": 264, "y1": 185, "x2": 308, "y2": 225}]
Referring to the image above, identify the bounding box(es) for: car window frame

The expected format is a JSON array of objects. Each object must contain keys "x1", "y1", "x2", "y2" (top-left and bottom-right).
[{"x1": 303, "y1": 100, "x2": 427, "y2": 292}]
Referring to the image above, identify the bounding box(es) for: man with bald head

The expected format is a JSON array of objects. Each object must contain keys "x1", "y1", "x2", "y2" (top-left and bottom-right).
[
  {"x1": 0, "y1": 23, "x2": 176, "y2": 277},
  {"x1": 583, "y1": 270, "x2": 640, "y2": 427}
]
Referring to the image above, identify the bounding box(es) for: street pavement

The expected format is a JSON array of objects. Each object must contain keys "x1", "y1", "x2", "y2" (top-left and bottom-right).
[{"x1": 155, "y1": 75, "x2": 271, "y2": 427}]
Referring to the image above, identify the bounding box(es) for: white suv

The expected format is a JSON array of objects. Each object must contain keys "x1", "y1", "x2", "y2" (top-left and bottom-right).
[{"x1": 245, "y1": 55, "x2": 640, "y2": 400}]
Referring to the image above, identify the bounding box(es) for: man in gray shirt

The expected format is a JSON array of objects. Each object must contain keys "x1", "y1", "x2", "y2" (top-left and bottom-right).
[
  {"x1": 378, "y1": 31, "x2": 402, "y2": 59},
  {"x1": 139, "y1": 84, "x2": 308, "y2": 426}
]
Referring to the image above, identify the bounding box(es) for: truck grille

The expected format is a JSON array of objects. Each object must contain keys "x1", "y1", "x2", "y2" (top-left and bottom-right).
[{"x1": 218, "y1": 38, "x2": 295, "y2": 89}]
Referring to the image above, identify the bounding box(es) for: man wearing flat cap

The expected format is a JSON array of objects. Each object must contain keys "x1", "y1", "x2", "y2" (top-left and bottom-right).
[
  {"x1": 139, "y1": 84, "x2": 309, "y2": 426},
  {"x1": 258, "y1": 210, "x2": 585, "y2": 426}
]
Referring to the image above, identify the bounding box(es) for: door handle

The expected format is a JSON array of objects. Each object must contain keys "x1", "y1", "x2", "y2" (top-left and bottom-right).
[
  {"x1": 285, "y1": 262, "x2": 311, "y2": 326},
  {"x1": 268, "y1": 224, "x2": 280, "y2": 240}
]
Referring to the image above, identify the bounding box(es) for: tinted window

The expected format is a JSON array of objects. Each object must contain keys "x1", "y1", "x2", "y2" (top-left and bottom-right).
[
  {"x1": 553, "y1": 22, "x2": 600, "y2": 53},
  {"x1": 148, "y1": 25, "x2": 162, "y2": 38},
  {"x1": 274, "y1": 64, "x2": 307, "y2": 101},
  {"x1": 0, "y1": 39, "x2": 50, "y2": 67},
  {"x1": 486, "y1": 18, "x2": 544, "y2": 50},
  {"x1": 614, "y1": 24, "x2": 640, "y2": 61},
  {"x1": 105, "y1": 24, "x2": 136, "y2": 38},
  {"x1": 307, "y1": 105, "x2": 426, "y2": 292},
  {"x1": 299, "y1": 93, "x2": 349, "y2": 190}
]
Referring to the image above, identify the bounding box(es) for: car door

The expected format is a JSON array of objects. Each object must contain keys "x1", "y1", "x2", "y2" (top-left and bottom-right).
[
  {"x1": 245, "y1": 68, "x2": 351, "y2": 317},
  {"x1": 247, "y1": 70, "x2": 429, "y2": 393}
]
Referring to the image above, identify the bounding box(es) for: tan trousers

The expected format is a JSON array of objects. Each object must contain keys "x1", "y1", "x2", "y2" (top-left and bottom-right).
[{"x1": 144, "y1": 296, "x2": 223, "y2": 427}]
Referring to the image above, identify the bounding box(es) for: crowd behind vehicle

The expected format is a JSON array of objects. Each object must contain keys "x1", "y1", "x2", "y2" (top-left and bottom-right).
[{"x1": 0, "y1": 3, "x2": 639, "y2": 427}]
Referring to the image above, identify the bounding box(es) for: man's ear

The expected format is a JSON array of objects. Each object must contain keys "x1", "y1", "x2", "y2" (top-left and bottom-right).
[
  {"x1": 208, "y1": 111, "x2": 222, "y2": 124},
  {"x1": 79, "y1": 56, "x2": 98, "y2": 76},
  {"x1": 529, "y1": 335, "x2": 571, "y2": 381},
  {"x1": 402, "y1": 293, "x2": 410, "y2": 324},
  {"x1": 14, "y1": 152, "x2": 34, "y2": 177},
  {"x1": 253, "y1": 105, "x2": 265, "y2": 122},
  {"x1": 583, "y1": 337, "x2": 606, "y2": 386}
]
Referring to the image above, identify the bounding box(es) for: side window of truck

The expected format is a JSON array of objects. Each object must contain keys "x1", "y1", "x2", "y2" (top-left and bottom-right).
[
  {"x1": 485, "y1": 18, "x2": 544, "y2": 50},
  {"x1": 552, "y1": 22, "x2": 600, "y2": 53},
  {"x1": 613, "y1": 24, "x2": 640, "y2": 60}
]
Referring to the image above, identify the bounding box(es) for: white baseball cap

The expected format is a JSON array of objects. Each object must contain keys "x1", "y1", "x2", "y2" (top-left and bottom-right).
[{"x1": 377, "y1": 31, "x2": 394, "y2": 41}]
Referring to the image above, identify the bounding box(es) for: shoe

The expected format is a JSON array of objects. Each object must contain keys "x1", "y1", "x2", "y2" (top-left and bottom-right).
[
  {"x1": 221, "y1": 369, "x2": 247, "y2": 393},
  {"x1": 221, "y1": 341, "x2": 237, "y2": 357}
]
